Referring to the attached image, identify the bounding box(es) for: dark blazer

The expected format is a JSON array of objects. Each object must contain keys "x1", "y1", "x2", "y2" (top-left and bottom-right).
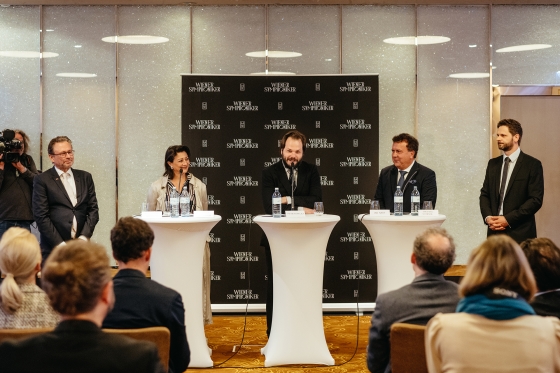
[
  {"x1": 367, "y1": 273, "x2": 459, "y2": 373},
  {"x1": 32, "y1": 166, "x2": 99, "y2": 257},
  {"x1": 0, "y1": 319, "x2": 165, "y2": 373},
  {"x1": 261, "y1": 160, "x2": 322, "y2": 214},
  {"x1": 373, "y1": 161, "x2": 437, "y2": 212},
  {"x1": 102, "y1": 269, "x2": 190, "y2": 373},
  {"x1": 531, "y1": 291, "x2": 560, "y2": 319},
  {"x1": 479, "y1": 151, "x2": 544, "y2": 243}
]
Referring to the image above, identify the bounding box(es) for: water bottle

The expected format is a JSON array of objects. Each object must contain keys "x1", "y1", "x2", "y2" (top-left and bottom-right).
[
  {"x1": 411, "y1": 186, "x2": 420, "y2": 216},
  {"x1": 180, "y1": 185, "x2": 191, "y2": 217},
  {"x1": 170, "y1": 187, "x2": 180, "y2": 218},
  {"x1": 272, "y1": 187, "x2": 282, "y2": 218},
  {"x1": 394, "y1": 186, "x2": 403, "y2": 216}
]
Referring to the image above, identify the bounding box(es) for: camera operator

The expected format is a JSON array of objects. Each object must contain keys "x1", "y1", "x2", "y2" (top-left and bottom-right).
[{"x1": 0, "y1": 129, "x2": 39, "y2": 238}]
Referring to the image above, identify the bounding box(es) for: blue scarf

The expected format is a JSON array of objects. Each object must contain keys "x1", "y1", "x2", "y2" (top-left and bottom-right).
[{"x1": 457, "y1": 293, "x2": 535, "y2": 320}]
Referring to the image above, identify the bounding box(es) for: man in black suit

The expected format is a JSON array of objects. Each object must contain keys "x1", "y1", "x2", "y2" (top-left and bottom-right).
[
  {"x1": 0, "y1": 240, "x2": 165, "y2": 373},
  {"x1": 261, "y1": 130, "x2": 322, "y2": 336},
  {"x1": 480, "y1": 119, "x2": 544, "y2": 243},
  {"x1": 32, "y1": 136, "x2": 99, "y2": 260},
  {"x1": 521, "y1": 237, "x2": 560, "y2": 318},
  {"x1": 374, "y1": 133, "x2": 437, "y2": 212},
  {"x1": 103, "y1": 217, "x2": 190, "y2": 373},
  {"x1": 367, "y1": 227, "x2": 459, "y2": 373}
]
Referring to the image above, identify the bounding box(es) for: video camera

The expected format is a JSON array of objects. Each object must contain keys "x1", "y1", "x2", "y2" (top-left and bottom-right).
[{"x1": 0, "y1": 129, "x2": 23, "y2": 164}]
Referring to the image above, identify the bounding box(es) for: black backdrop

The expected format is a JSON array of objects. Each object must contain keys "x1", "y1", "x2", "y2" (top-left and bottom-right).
[{"x1": 182, "y1": 74, "x2": 380, "y2": 306}]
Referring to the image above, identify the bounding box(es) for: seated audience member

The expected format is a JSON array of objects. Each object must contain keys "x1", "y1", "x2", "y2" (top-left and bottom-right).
[
  {"x1": 521, "y1": 237, "x2": 560, "y2": 318},
  {"x1": 0, "y1": 240, "x2": 165, "y2": 373},
  {"x1": 367, "y1": 227, "x2": 459, "y2": 373},
  {"x1": 102, "y1": 217, "x2": 190, "y2": 373},
  {"x1": 426, "y1": 235, "x2": 560, "y2": 373},
  {"x1": 0, "y1": 227, "x2": 59, "y2": 328}
]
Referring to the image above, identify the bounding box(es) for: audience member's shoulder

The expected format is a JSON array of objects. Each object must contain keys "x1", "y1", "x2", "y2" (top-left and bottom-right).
[{"x1": 148, "y1": 278, "x2": 181, "y2": 299}]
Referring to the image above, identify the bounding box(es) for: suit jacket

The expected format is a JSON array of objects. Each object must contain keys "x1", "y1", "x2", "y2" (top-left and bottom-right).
[
  {"x1": 374, "y1": 161, "x2": 437, "y2": 212},
  {"x1": 367, "y1": 273, "x2": 459, "y2": 373},
  {"x1": 0, "y1": 319, "x2": 165, "y2": 373},
  {"x1": 102, "y1": 269, "x2": 190, "y2": 373},
  {"x1": 32, "y1": 166, "x2": 99, "y2": 257},
  {"x1": 479, "y1": 151, "x2": 544, "y2": 243},
  {"x1": 531, "y1": 291, "x2": 560, "y2": 319},
  {"x1": 261, "y1": 160, "x2": 322, "y2": 246}
]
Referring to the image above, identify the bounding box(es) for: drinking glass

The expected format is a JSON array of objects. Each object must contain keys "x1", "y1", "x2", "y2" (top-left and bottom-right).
[
  {"x1": 371, "y1": 200, "x2": 380, "y2": 210},
  {"x1": 314, "y1": 202, "x2": 324, "y2": 216},
  {"x1": 422, "y1": 201, "x2": 433, "y2": 210}
]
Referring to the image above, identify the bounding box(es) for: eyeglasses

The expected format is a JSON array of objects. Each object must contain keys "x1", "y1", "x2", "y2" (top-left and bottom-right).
[{"x1": 51, "y1": 150, "x2": 75, "y2": 157}]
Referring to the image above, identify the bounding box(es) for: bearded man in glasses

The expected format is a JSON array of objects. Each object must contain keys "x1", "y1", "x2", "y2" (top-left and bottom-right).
[{"x1": 33, "y1": 136, "x2": 99, "y2": 262}]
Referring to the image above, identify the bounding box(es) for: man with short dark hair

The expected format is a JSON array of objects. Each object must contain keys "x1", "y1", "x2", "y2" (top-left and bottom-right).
[
  {"x1": 480, "y1": 118, "x2": 544, "y2": 243},
  {"x1": 374, "y1": 133, "x2": 437, "y2": 212},
  {"x1": 261, "y1": 130, "x2": 322, "y2": 336},
  {"x1": 520, "y1": 237, "x2": 560, "y2": 318},
  {"x1": 33, "y1": 136, "x2": 99, "y2": 260},
  {"x1": 102, "y1": 217, "x2": 190, "y2": 373},
  {"x1": 366, "y1": 227, "x2": 459, "y2": 373},
  {"x1": 0, "y1": 240, "x2": 165, "y2": 373}
]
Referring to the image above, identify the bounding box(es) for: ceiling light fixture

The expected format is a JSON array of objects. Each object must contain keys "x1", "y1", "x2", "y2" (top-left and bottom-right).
[
  {"x1": 496, "y1": 44, "x2": 552, "y2": 53},
  {"x1": 383, "y1": 36, "x2": 450, "y2": 45},
  {"x1": 102, "y1": 35, "x2": 169, "y2": 44},
  {"x1": 246, "y1": 50, "x2": 302, "y2": 58},
  {"x1": 250, "y1": 71, "x2": 296, "y2": 75},
  {"x1": 56, "y1": 73, "x2": 97, "y2": 78},
  {"x1": 448, "y1": 73, "x2": 490, "y2": 79},
  {"x1": 0, "y1": 51, "x2": 58, "y2": 58}
]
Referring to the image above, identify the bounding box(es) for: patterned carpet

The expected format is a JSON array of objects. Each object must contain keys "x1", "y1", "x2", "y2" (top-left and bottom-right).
[{"x1": 190, "y1": 315, "x2": 371, "y2": 372}]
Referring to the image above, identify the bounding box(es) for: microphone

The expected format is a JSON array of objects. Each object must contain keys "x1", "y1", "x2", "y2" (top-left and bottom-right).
[
  {"x1": 178, "y1": 168, "x2": 183, "y2": 191},
  {"x1": 290, "y1": 162, "x2": 295, "y2": 211}
]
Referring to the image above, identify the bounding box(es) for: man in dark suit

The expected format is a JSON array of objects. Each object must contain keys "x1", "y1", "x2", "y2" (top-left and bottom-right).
[
  {"x1": 521, "y1": 237, "x2": 560, "y2": 318},
  {"x1": 480, "y1": 119, "x2": 544, "y2": 243},
  {"x1": 367, "y1": 227, "x2": 459, "y2": 373},
  {"x1": 261, "y1": 130, "x2": 322, "y2": 336},
  {"x1": 374, "y1": 133, "x2": 437, "y2": 212},
  {"x1": 32, "y1": 136, "x2": 99, "y2": 260},
  {"x1": 102, "y1": 217, "x2": 190, "y2": 373},
  {"x1": 0, "y1": 240, "x2": 165, "y2": 373}
]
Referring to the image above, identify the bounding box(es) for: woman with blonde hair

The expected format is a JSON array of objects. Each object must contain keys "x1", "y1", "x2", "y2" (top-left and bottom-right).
[
  {"x1": 0, "y1": 227, "x2": 59, "y2": 328},
  {"x1": 426, "y1": 234, "x2": 560, "y2": 373}
]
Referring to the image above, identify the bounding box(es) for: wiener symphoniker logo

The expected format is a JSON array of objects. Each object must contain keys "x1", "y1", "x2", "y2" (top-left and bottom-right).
[
  {"x1": 226, "y1": 139, "x2": 258, "y2": 149},
  {"x1": 340, "y1": 119, "x2": 372, "y2": 130},
  {"x1": 209, "y1": 233, "x2": 220, "y2": 243},
  {"x1": 320, "y1": 176, "x2": 334, "y2": 186},
  {"x1": 264, "y1": 82, "x2": 296, "y2": 93},
  {"x1": 227, "y1": 101, "x2": 258, "y2": 111},
  {"x1": 264, "y1": 120, "x2": 296, "y2": 130},
  {"x1": 340, "y1": 232, "x2": 372, "y2": 243},
  {"x1": 226, "y1": 252, "x2": 259, "y2": 262},
  {"x1": 340, "y1": 195, "x2": 371, "y2": 205},
  {"x1": 189, "y1": 119, "x2": 220, "y2": 130},
  {"x1": 190, "y1": 157, "x2": 220, "y2": 167},
  {"x1": 322, "y1": 289, "x2": 334, "y2": 299},
  {"x1": 302, "y1": 101, "x2": 334, "y2": 111},
  {"x1": 188, "y1": 82, "x2": 220, "y2": 92},
  {"x1": 307, "y1": 138, "x2": 334, "y2": 149},
  {"x1": 226, "y1": 214, "x2": 253, "y2": 224},
  {"x1": 340, "y1": 270, "x2": 373, "y2": 280},
  {"x1": 227, "y1": 289, "x2": 259, "y2": 300},
  {"x1": 208, "y1": 195, "x2": 220, "y2": 206},
  {"x1": 264, "y1": 157, "x2": 281, "y2": 167},
  {"x1": 339, "y1": 81, "x2": 372, "y2": 92},
  {"x1": 226, "y1": 177, "x2": 258, "y2": 187},
  {"x1": 210, "y1": 271, "x2": 221, "y2": 280},
  {"x1": 340, "y1": 157, "x2": 372, "y2": 167}
]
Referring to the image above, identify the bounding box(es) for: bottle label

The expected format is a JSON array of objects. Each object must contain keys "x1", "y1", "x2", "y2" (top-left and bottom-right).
[
  {"x1": 180, "y1": 197, "x2": 189, "y2": 203},
  {"x1": 170, "y1": 197, "x2": 179, "y2": 204},
  {"x1": 394, "y1": 197, "x2": 403, "y2": 203},
  {"x1": 272, "y1": 197, "x2": 281, "y2": 204},
  {"x1": 412, "y1": 196, "x2": 420, "y2": 202}
]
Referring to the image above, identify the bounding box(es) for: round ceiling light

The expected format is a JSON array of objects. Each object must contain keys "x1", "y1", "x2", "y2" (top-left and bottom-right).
[
  {"x1": 56, "y1": 73, "x2": 97, "y2": 78},
  {"x1": 102, "y1": 35, "x2": 169, "y2": 44},
  {"x1": 246, "y1": 50, "x2": 302, "y2": 58},
  {"x1": 0, "y1": 51, "x2": 59, "y2": 58},
  {"x1": 496, "y1": 44, "x2": 552, "y2": 53},
  {"x1": 250, "y1": 71, "x2": 296, "y2": 75},
  {"x1": 383, "y1": 36, "x2": 450, "y2": 45},
  {"x1": 448, "y1": 73, "x2": 490, "y2": 79}
]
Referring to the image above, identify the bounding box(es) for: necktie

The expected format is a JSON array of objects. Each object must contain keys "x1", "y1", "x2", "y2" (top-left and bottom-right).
[
  {"x1": 397, "y1": 170, "x2": 407, "y2": 188},
  {"x1": 498, "y1": 157, "x2": 510, "y2": 214}
]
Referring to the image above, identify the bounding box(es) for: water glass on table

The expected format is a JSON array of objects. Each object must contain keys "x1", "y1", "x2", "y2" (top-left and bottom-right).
[
  {"x1": 314, "y1": 202, "x2": 324, "y2": 216},
  {"x1": 422, "y1": 201, "x2": 433, "y2": 210}
]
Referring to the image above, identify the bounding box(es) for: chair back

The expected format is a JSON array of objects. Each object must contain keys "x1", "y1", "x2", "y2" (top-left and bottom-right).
[
  {"x1": 0, "y1": 327, "x2": 53, "y2": 344},
  {"x1": 390, "y1": 323, "x2": 428, "y2": 373},
  {"x1": 103, "y1": 326, "x2": 170, "y2": 371}
]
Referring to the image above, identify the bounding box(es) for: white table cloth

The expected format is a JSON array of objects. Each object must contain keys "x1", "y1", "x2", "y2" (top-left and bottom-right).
[{"x1": 253, "y1": 214, "x2": 340, "y2": 367}]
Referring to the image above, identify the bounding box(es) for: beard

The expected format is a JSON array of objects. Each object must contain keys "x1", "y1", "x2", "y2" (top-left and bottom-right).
[
  {"x1": 282, "y1": 155, "x2": 301, "y2": 168},
  {"x1": 498, "y1": 139, "x2": 513, "y2": 152}
]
